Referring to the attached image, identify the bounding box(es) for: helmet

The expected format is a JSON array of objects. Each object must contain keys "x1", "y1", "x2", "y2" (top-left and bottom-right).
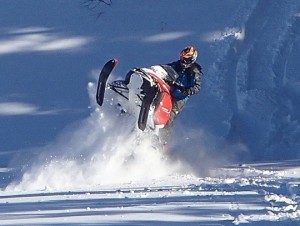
[{"x1": 180, "y1": 46, "x2": 198, "y2": 67}]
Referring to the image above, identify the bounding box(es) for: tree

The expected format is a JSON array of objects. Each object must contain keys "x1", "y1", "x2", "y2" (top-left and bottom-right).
[{"x1": 82, "y1": 0, "x2": 113, "y2": 18}]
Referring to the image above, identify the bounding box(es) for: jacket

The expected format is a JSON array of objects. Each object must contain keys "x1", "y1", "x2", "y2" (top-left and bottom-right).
[{"x1": 167, "y1": 60, "x2": 202, "y2": 101}]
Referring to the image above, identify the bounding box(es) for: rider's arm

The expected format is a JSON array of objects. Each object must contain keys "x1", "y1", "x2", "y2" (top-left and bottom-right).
[{"x1": 184, "y1": 64, "x2": 202, "y2": 96}]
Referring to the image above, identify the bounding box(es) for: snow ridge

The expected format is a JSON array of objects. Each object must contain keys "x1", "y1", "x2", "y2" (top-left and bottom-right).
[{"x1": 206, "y1": 0, "x2": 300, "y2": 160}]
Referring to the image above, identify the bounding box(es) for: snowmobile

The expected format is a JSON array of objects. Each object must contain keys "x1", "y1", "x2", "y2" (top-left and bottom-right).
[{"x1": 96, "y1": 59, "x2": 179, "y2": 136}]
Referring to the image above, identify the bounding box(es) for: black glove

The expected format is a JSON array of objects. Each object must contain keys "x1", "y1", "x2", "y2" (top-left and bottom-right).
[
  {"x1": 171, "y1": 81, "x2": 184, "y2": 91},
  {"x1": 166, "y1": 80, "x2": 176, "y2": 86},
  {"x1": 182, "y1": 88, "x2": 192, "y2": 96}
]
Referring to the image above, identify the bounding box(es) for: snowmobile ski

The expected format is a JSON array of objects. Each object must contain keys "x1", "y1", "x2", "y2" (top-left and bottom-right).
[
  {"x1": 138, "y1": 81, "x2": 158, "y2": 131},
  {"x1": 96, "y1": 58, "x2": 118, "y2": 106}
]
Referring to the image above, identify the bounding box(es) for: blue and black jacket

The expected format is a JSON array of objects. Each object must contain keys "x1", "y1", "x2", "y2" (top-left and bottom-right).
[{"x1": 167, "y1": 60, "x2": 202, "y2": 101}]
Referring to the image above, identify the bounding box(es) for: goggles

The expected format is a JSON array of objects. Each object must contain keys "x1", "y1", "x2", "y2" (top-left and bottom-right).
[{"x1": 180, "y1": 57, "x2": 194, "y2": 68}]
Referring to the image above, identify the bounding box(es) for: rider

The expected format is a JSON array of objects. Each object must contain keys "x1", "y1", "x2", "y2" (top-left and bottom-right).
[
  {"x1": 123, "y1": 46, "x2": 203, "y2": 144},
  {"x1": 160, "y1": 46, "x2": 203, "y2": 144}
]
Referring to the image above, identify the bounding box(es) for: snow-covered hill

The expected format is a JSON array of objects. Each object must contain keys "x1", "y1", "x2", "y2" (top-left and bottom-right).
[{"x1": 1, "y1": 0, "x2": 300, "y2": 225}]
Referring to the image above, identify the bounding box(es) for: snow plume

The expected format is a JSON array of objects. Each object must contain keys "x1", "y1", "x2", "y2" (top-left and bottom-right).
[
  {"x1": 169, "y1": 120, "x2": 247, "y2": 177},
  {"x1": 6, "y1": 74, "x2": 183, "y2": 192}
]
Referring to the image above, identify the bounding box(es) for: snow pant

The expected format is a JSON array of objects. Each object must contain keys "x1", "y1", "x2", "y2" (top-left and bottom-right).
[{"x1": 159, "y1": 98, "x2": 185, "y2": 144}]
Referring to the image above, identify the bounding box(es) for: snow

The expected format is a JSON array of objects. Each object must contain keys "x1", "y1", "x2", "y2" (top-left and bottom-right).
[{"x1": 1, "y1": 0, "x2": 300, "y2": 225}]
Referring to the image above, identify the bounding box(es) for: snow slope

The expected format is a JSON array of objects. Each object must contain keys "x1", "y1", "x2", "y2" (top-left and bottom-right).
[
  {"x1": 1, "y1": 0, "x2": 300, "y2": 225},
  {"x1": 1, "y1": 161, "x2": 300, "y2": 225}
]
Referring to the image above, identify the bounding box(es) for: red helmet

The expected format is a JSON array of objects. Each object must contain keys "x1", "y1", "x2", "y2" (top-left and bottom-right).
[{"x1": 180, "y1": 46, "x2": 198, "y2": 67}]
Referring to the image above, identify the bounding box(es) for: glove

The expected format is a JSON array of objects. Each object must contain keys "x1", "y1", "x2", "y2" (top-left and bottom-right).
[
  {"x1": 182, "y1": 88, "x2": 192, "y2": 96},
  {"x1": 166, "y1": 80, "x2": 176, "y2": 86},
  {"x1": 169, "y1": 81, "x2": 184, "y2": 91}
]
